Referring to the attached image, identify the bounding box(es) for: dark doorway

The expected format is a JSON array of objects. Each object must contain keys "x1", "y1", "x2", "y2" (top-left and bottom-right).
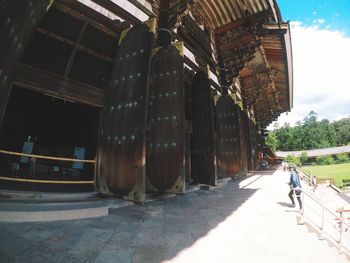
[
  {"x1": 190, "y1": 71, "x2": 217, "y2": 185},
  {"x1": 0, "y1": 87, "x2": 100, "y2": 192}
]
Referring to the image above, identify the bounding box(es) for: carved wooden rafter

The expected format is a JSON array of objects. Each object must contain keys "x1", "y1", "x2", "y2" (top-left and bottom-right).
[
  {"x1": 147, "y1": 0, "x2": 189, "y2": 29},
  {"x1": 188, "y1": 2, "x2": 213, "y2": 31},
  {"x1": 240, "y1": 57, "x2": 281, "y2": 124},
  {"x1": 215, "y1": 22, "x2": 265, "y2": 85}
]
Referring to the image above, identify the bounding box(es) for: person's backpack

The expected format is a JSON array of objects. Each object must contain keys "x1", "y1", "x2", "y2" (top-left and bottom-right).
[{"x1": 290, "y1": 171, "x2": 301, "y2": 188}]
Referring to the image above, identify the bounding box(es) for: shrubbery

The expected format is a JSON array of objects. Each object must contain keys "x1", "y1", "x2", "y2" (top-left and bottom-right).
[
  {"x1": 286, "y1": 154, "x2": 301, "y2": 167},
  {"x1": 335, "y1": 153, "x2": 350, "y2": 164},
  {"x1": 301, "y1": 153, "x2": 350, "y2": 166},
  {"x1": 300, "y1": 151, "x2": 308, "y2": 165},
  {"x1": 316, "y1": 155, "x2": 335, "y2": 165}
]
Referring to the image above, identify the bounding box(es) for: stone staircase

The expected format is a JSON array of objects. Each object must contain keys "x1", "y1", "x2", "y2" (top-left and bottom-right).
[
  {"x1": 277, "y1": 169, "x2": 350, "y2": 263},
  {"x1": 0, "y1": 190, "x2": 131, "y2": 222}
]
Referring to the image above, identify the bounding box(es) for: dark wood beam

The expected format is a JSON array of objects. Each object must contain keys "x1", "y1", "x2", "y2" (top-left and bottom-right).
[
  {"x1": 159, "y1": 0, "x2": 170, "y2": 28},
  {"x1": 127, "y1": 0, "x2": 154, "y2": 17},
  {"x1": 215, "y1": 10, "x2": 273, "y2": 35},
  {"x1": 56, "y1": 0, "x2": 127, "y2": 36},
  {"x1": 218, "y1": 34, "x2": 257, "y2": 52},
  {"x1": 177, "y1": 27, "x2": 216, "y2": 70},
  {"x1": 13, "y1": 63, "x2": 106, "y2": 107},
  {"x1": 184, "y1": 56, "x2": 199, "y2": 72},
  {"x1": 36, "y1": 28, "x2": 113, "y2": 62},
  {"x1": 64, "y1": 21, "x2": 89, "y2": 77},
  {"x1": 90, "y1": 0, "x2": 141, "y2": 25},
  {"x1": 0, "y1": 0, "x2": 49, "y2": 129}
]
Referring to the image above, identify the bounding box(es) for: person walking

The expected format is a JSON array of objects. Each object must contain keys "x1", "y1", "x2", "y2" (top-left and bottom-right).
[{"x1": 288, "y1": 167, "x2": 302, "y2": 210}]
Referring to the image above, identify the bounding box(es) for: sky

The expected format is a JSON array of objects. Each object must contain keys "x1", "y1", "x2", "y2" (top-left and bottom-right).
[{"x1": 268, "y1": 0, "x2": 350, "y2": 129}]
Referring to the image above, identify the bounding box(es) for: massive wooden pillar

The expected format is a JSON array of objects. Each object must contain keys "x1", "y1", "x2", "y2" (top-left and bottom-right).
[
  {"x1": 215, "y1": 95, "x2": 241, "y2": 178},
  {"x1": 238, "y1": 110, "x2": 250, "y2": 175},
  {"x1": 146, "y1": 44, "x2": 185, "y2": 193},
  {"x1": 248, "y1": 119, "x2": 258, "y2": 170},
  {"x1": 0, "y1": 0, "x2": 52, "y2": 129},
  {"x1": 98, "y1": 21, "x2": 154, "y2": 203},
  {"x1": 191, "y1": 71, "x2": 217, "y2": 185}
]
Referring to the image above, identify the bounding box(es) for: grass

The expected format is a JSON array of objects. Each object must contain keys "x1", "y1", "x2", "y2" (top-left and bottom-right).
[{"x1": 301, "y1": 163, "x2": 350, "y2": 188}]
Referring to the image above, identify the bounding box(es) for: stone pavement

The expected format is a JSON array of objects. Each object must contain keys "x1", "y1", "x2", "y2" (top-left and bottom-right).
[{"x1": 0, "y1": 167, "x2": 349, "y2": 263}]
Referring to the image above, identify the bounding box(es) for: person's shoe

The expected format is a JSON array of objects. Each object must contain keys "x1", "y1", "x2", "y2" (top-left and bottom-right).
[{"x1": 289, "y1": 203, "x2": 296, "y2": 207}]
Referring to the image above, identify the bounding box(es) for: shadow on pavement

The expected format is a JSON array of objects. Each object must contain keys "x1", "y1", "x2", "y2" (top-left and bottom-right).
[
  {"x1": 277, "y1": 202, "x2": 294, "y2": 208},
  {"x1": 0, "y1": 179, "x2": 258, "y2": 263}
]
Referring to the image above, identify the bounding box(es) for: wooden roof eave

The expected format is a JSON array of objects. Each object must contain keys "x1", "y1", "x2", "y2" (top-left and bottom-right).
[
  {"x1": 283, "y1": 23, "x2": 293, "y2": 111},
  {"x1": 261, "y1": 22, "x2": 293, "y2": 113}
]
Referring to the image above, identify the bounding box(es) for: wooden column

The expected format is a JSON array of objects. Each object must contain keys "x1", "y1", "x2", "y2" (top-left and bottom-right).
[
  {"x1": 0, "y1": 0, "x2": 52, "y2": 129},
  {"x1": 191, "y1": 71, "x2": 217, "y2": 185},
  {"x1": 97, "y1": 20, "x2": 154, "y2": 203},
  {"x1": 248, "y1": 119, "x2": 258, "y2": 170},
  {"x1": 157, "y1": 0, "x2": 172, "y2": 47},
  {"x1": 215, "y1": 95, "x2": 242, "y2": 178},
  {"x1": 238, "y1": 110, "x2": 249, "y2": 175},
  {"x1": 146, "y1": 44, "x2": 185, "y2": 193}
]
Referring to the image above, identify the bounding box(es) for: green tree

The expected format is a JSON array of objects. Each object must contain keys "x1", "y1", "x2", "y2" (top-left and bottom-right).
[
  {"x1": 265, "y1": 131, "x2": 278, "y2": 151},
  {"x1": 271, "y1": 111, "x2": 340, "y2": 151},
  {"x1": 300, "y1": 151, "x2": 308, "y2": 165},
  {"x1": 286, "y1": 154, "x2": 301, "y2": 167},
  {"x1": 333, "y1": 118, "x2": 350, "y2": 146},
  {"x1": 274, "y1": 123, "x2": 294, "y2": 150}
]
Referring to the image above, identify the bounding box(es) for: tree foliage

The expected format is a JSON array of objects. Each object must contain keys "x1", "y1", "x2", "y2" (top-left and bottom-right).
[
  {"x1": 266, "y1": 111, "x2": 349, "y2": 151},
  {"x1": 265, "y1": 132, "x2": 278, "y2": 151},
  {"x1": 333, "y1": 118, "x2": 350, "y2": 146},
  {"x1": 286, "y1": 154, "x2": 301, "y2": 167},
  {"x1": 336, "y1": 153, "x2": 350, "y2": 164},
  {"x1": 300, "y1": 151, "x2": 308, "y2": 165},
  {"x1": 316, "y1": 155, "x2": 335, "y2": 165}
]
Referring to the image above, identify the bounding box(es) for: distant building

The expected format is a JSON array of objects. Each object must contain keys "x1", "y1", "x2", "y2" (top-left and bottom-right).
[{"x1": 276, "y1": 146, "x2": 350, "y2": 158}]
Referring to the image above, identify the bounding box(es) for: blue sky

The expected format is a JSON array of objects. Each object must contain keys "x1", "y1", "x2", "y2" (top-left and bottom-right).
[
  {"x1": 278, "y1": 0, "x2": 350, "y2": 36},
  {"x1": 269, "y1": 1, "x2": 350, "y2": 129}
]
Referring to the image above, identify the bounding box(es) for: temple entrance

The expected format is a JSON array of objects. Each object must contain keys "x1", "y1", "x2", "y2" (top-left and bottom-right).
[{"x1": 0, "y1": 87, "x2": 100, "y2": 192}]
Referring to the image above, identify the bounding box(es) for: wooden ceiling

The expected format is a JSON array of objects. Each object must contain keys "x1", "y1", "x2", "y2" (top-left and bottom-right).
[
  {"x1": 47, "y1": 0, "x2": 293, "y2": 128},
  {"x1": 191, "y1": 0, "x2": 277, "y2": 30}
]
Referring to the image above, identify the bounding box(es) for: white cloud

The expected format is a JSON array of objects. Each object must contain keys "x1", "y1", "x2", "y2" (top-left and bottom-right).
[
  {"x1": 269, "y1": 22, "x2": 350, "y2": 129},
  {"x1": 312, "y1": 18, "x2": 325, "y2": 25}
]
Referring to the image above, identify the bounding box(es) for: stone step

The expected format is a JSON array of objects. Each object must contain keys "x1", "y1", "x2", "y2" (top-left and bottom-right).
[
  {"x1": 0, "y1": 189, "x2": 99, "y2": 202},
  {"x1": 0, "y1": 201, "x2": 108, "y2": 222},
  {"x1": 0, "y1": 189, "x2": 136, "y2": 222}
]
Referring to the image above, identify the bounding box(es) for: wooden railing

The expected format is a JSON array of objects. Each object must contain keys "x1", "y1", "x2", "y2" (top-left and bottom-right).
[{"x1": 0, "y1": 149, "x2": 97, "y2": 189}]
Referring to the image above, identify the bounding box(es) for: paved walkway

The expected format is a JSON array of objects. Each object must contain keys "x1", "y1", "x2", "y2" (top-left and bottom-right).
[{"x1": 0, "y1": 167, "x2": 349, "y2": 262}]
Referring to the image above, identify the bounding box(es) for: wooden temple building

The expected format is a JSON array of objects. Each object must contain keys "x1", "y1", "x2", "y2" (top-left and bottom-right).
[{"x1": 0, "y1": 0, "x2": 293, "y2": 202}]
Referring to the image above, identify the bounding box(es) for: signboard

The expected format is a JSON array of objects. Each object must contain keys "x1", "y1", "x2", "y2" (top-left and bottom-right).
[
  {"x1": 73, "y1": 147, "x2": 85, "y2": 169},
  {"x1": 20, "y1": 141, "x2": 34, "y2": 163}
]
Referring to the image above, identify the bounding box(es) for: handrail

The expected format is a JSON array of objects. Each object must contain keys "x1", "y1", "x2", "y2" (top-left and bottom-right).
[
  {"x1": 0, "y1": 149, "x2": 95, "y2": 163},
  {"x1": 0, "y1": 149, "x2": 97, "y2": 189},
  {"x1": 292, "y1": 165, "x2": 318, "y2": 189},
  {"x1": 0, "y1": 176, "x2": 94, "y2": 184},
  {"x1": 337, "y1": 209, "x2": 350, "y2": 213},
  {"x1": 300, "y1": 188, "x2": 346, "y2": 223},
  {"x1": 297, "y1": 187, "x2": 350, "y2": 253},
  {"x1": 287, "y1": 162, "x2": 350, "y2": 252}
]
